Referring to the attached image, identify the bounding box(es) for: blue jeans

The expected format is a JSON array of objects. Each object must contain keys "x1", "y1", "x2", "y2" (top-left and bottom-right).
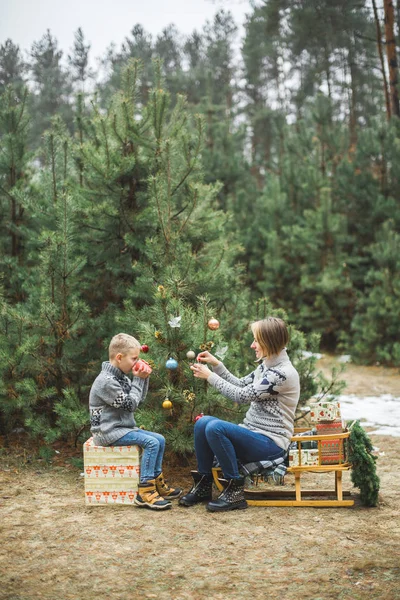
[
  {"x1": 116, "y1": 429, "x2": 165, "y2": 483},
  {"x1": 194, "y1": 416, "x2": 286, "y2": 479}
]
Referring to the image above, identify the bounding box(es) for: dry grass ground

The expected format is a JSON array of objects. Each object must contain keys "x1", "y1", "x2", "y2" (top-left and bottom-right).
[{"x1": 1, "y1": 359, "x2": 399, "y2": 600}]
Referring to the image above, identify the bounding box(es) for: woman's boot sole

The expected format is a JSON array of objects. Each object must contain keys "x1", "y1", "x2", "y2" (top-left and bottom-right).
[{"x1": 206, "y1": 501, "x2": 248, "y2": 512}]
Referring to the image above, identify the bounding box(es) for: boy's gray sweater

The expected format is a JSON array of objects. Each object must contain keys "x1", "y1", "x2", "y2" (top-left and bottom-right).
[
  {"x1": 207, "y1": 349, "x2": 300, "y2": 451},
  {"x1": 89, "y1": 361, "x2": 149, "y2": 447}
]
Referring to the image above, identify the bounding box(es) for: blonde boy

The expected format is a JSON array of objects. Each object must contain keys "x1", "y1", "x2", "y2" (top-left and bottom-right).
[{"x1": 89, "y1": 333, "x2": 181, "y2": 510}]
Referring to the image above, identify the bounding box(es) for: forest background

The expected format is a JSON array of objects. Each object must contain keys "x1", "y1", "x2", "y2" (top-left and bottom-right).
[{"x1": 1, "y1": 0, "x2": 400, "y2": 456}]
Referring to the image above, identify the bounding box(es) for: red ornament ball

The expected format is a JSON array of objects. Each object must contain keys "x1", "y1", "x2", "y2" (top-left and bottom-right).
[
  {"x1": 141, "y1": 344, "x2": 149, "y2": 353},
  {"x1": 207, "y1": 318, "x2": 220, "y2": 331}
]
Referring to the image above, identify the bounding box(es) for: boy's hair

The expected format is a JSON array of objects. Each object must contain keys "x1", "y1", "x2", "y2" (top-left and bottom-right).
[
  {"x1": 109, "y1": 333, "x2": 140, "y2": 359},
  {"x1": 251, "y1": 317, "x2": 289, "y2": 358}
]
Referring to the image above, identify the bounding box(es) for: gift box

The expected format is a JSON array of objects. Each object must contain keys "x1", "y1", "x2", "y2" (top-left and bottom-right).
[
  {"x1": 83, "y1": 437, "x2": 140, "y2": 505},
  {"x1": 309, "y1": 400, "x2": 341, "y2": 424},
  {"x1": 290, "y1": 429, "x2": 318, "y2": 450},
  {"x1": 316, "y1": 420, "x2": 346, "y2": 465},
  {"x1": 289, "y1": 448, "x2": 319, "y2": 467}
]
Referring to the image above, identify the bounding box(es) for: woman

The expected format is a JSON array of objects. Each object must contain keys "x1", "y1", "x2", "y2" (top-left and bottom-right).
[{"x1": 179, "y1": 317, "x2": 300, "y2": 512}]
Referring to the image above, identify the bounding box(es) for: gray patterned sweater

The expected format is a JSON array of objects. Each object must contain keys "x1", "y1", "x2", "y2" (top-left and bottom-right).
[
  {"x1": 89, "y1": 361, "x2": 149, "y2": 447},
  {"x1": 207, "y1": 349, "x2": 300, "y2": 450}
]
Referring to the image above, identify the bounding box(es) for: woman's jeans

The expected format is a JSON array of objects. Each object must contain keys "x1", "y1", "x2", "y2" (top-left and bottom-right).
[
  {"x1": 195, "y1": 416, "x2": 286, "y2": 479},
  {"x1": 116, "y1": 429, "x2": 165, "y2": 483}
]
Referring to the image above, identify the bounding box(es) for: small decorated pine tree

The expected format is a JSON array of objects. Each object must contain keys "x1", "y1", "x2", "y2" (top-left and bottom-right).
[
  {"x1": 348, "y1": 421, "x2": 380, "y2": 507},
  {"x1": 127, "y1": 290, "x2": 241, "y2": 454}
]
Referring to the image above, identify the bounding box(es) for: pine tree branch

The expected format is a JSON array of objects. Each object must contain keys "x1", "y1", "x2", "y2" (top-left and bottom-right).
[
  {"x1": 152, "y1": 176, "x2": 169, "y2": 245},
  {"x1": 178, "y1": 188, "x2": 198, "y2": 235},
  {"x1": 0, "y1": 185, "x2": 16, "y2": 202}
]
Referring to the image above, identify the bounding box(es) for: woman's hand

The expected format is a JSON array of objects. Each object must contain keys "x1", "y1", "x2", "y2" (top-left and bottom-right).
[
  {"x1": 190, "y1": 363, "x2": 212, "y2": 379},
  {"x1": 196, "y1": 351, "x2": 220, "y2": 367},
  {"x1": 133, "y1": 359, "x2": 152, "y2": 379}
]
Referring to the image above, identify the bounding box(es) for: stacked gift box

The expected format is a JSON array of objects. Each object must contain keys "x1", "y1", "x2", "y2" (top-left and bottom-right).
[
  {"x1": 83, "y1": 437, "x2": 140, "y2": 505},
  {"x1": 288, "y1": 447, "x2": 319, "y2": 467},
  {"x1": 309, "y1": 399, "x2": 341, "y2": 423},
  {"x1": 309, "y1": 400, "x2": 346, "y2": 465},
  {"x1": 288, "y1": 428, "x2": 319, "y2": 466}
]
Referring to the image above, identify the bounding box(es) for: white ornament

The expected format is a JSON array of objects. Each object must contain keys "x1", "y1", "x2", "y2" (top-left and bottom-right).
[
  {"x1": 168, "y1": 316, "x2": 182, "y2": 328},
  {"x1": 215, "y1": 345, "x2": 228, "y2": 360}
]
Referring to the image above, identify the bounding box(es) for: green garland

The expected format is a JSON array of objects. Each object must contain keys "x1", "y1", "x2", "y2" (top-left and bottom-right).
[{"x1": 348, "y1": 421, "x2": 380, "y2": 507}]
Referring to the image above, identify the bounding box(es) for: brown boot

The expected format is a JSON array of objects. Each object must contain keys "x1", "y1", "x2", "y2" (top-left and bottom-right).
[
  {"x1": 134, "y1": 479, "x2": 172, "y2": 510},
  {"x1": 155, "y1": 472, "x2": 182, "y2": 499}
]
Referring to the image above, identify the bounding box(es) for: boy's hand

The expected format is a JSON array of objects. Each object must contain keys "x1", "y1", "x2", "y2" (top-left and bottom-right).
[{"x1": 133, "y1": 359, "x2": 152, "y2": 379}]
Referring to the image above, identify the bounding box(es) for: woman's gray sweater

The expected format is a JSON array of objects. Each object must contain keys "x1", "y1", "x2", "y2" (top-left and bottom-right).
[
  {"x1": 89, "y1": 361, "x2": 149, "y2": 447},
  {"x1": 207, "y1": 349, "x2": 300, "y2": 450}
]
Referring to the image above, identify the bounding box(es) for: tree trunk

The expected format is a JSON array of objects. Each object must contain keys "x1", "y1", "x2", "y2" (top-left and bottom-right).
[
  {"x1": 372, "y1": 0, "x2": 391, "y2": 120},
  {"x1": 384, "y1": 0, "x2": 400, "y2": 118},
  {"x1": 347, "y1": 40, "x2": 358, "y2": 144}
]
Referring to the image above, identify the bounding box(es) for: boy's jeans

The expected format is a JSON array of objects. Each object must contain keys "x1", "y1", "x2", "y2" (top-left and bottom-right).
[
  {"x1": 194, "y1": 416, "x2": 286, "y2": 479},
  {"x1": 116, "y1": 429, "x2": 165, "y2": 483}
]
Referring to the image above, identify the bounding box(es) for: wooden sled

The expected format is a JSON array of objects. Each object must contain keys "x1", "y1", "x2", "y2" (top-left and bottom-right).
[{"x1": 212, "y1": 429, "x2": 354, "y2": 507}]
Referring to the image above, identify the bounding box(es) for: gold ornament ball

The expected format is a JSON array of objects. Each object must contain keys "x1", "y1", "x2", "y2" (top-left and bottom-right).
[
  {"x1": 186, "y1": 350, "x2": 196, "y2": 359},
  {"x1": 207, "y1": 318, "x2": 220, "y2": 331},
  {"x1": 162, "y1": 399, "x2": 173, "y2": 410}
]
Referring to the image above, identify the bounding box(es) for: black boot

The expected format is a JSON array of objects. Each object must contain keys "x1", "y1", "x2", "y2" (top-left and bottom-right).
[
  {"x1": 179, "y1": 471, "x2": 213, "y2": 507},
  {"x1": 206, "y1": 477, "x2": 247, "y2": 512}
]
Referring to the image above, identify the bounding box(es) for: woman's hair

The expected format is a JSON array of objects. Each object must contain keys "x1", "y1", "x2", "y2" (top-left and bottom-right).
[
  {"x1": 251, "y1": 317, "x2": 289, "y2": 358},
  {"x1": 109, "y1": 333, "x2": 140, "y2": 359}
]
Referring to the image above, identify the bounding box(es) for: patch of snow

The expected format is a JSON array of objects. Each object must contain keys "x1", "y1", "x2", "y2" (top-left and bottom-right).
[
  {"x1": 338, "y1": 354, "x2": 352, "y2": 363},
  {"x1": 338, "y1": 394, "x2": 400, "y2": 437},
  {"x1": 301, "y1": 351, "x2": 323, "y2": 360}
]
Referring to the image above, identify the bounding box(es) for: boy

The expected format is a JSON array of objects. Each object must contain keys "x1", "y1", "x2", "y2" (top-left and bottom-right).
[{"x1": 89, "y1": 333, "x2": 181, "y2": 510}]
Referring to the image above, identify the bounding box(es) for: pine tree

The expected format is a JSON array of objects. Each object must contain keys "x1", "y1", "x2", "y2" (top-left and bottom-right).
[
  {"x1": 98, "y1": 25, "x2": 154, "y2": 107},
  {"x1": 0, "y1": 84, "x2": 32, "y2": 302},
  {"x1": 68, "y1": 28, "x2": 94, "y2": 94},
  {"x1": 154, "y1": 25, "x2": 183, "y2": 99},
  {"x1": 348, "y1": 421, "x2": 380, "y2": 507},
  {"x1": 29, "y1": 30, "x2": 73, "y2": 146},
  {"x1": 349, "y1": 220, "x2": 400, "y2": 365},
  {"x1": 0, "y1": 119, "x2": 91, "y2": 442},
  {"x1": 0, "y1": 39, "x2": 27, "y2": 95}
]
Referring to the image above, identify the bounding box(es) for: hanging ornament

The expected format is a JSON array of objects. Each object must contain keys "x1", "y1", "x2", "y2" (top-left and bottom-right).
[
  {"x1": 199, "y1": 341, "x2": 215, "y2": 352},
  {"x1": 157, "y1": 285, "x2": 166, "y2": 297},
  {"x1": 168, "y1": 316, "x2": 182, "y2": 328},
  {"x1": 165, "y1": 357, "x2": 178, "y2": 370},
  {"x1": 215, "y1": 345, "x2": 228, "y2": 360},
  {"x1": 194, "y1": 413, "x2": 204, "y2": 422},
  {"x1": 186, "y1": 350, "x2": 196, "y2": 360},
  {"x1": 141, "y1": 344, "x2": 149, "y2": 353},
  {"x1": 162, "y1": 399, "x2": 173, "y2": 410},
  {"x1": 183, "y1": 389, "x2": 196, "y2": 402},
  {"x1": 207, "y1": 318, "x2": 220, "y2": 331}
]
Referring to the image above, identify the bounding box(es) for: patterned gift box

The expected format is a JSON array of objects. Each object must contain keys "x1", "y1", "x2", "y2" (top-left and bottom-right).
[
  {"x1": 289, "y1": 448, "x2": 319, "y2": 467},
  {"x1": 84, "y1": 437, "x2": 140, "y2": 505},
  {"x1": 309, "y1": 400, "x2": 341, "y2": 424},
  {"x1": 316, "y1": 420, "x2": 346, "y2": 465}
]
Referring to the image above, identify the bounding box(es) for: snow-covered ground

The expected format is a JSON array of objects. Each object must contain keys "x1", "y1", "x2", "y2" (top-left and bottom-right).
[{"x1": 338, "y1": 394, "x2": 400, "y2": 437}]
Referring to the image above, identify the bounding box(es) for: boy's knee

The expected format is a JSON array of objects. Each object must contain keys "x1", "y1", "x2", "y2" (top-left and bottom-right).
[{"x1": 144, "y1": 437, "x2": 160, "y2": 451}]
